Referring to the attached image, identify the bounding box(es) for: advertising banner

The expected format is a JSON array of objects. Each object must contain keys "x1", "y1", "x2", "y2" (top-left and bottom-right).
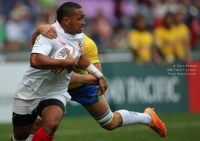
[
  {"x1": 65, "y1": 62, "x2": 188, "y2": 116},
  {"x1": 187, "y1": 61, "x2": 200, "y2": 112},
  {"x1": 0, "y1": 62, "x2": 189, "y2": 123}
]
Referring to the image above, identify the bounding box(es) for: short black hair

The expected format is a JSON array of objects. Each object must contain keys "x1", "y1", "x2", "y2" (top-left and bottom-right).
[
  {"x1": 164, "y1": 12, "x2": 174, "y2": 19},
  {"x1": 57, "y1": 2, "x2": 82, "y2": 23},
  {"x1": 134, "y1": 13, "x2": 145, "y2": 21},
  {"x1": 132, "y1": 13, "x2": 145, "y2": 28}
]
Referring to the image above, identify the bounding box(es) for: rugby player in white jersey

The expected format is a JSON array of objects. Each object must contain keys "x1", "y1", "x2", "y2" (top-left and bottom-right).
[
  {"x1": 10, "y1": 2, "x2": 108, "y2": 141},
  {"x1": 26, "y1": 2, "x2": 166, "y2": 141}
]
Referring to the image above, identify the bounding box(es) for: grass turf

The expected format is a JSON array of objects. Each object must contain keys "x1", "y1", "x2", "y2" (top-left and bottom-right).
[{"x1": 1, "y1": 112, "x2": 200, "y2": 141}]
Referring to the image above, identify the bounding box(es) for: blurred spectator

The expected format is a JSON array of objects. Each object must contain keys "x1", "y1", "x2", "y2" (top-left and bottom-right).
[
  {"x1": 188, "y1": 0, "x2": 200, "y2": 50},
  {"x1": 4, "y1": 1, "x2": 33, "y2": 51},
  {"x1": 173, "y1": 10, "x2": 190, "y2": 63},
  {"x1": 35, "y1": 6, "x2": 56, "y2": 28},
  {"x1": 39, "y1": 0, "x2": 56, "y2": 6},
  {"x1": 115, "y1": 0, "x2": 123, "y2": 28},
  {"x1": 193, "y1": 0, "x2": 200, "y2": 19},
  {"x1": 135, "y1": 0, "x2": 154, "y2": 30},
  {"x1": 178, "y1": 0, "x2": 191, "y2": 24},
  {"x1": 111, "y1": 28, "x2": 129, "y2": 50},
  {"x1": 154, "y1": 0, "x2": 170, "y2": 28},
  {"x1": 0, "y1": 5, "x2": 6, "y2": 51},
  {"x1": 154, "y1": 0, "x2": 179, "y2": 28},
  {"x1": 90, "y1": 9, "x2": 113, "y2": 53},
  {"x1": 0, "y1": 0, "x2": 199, "y2": 62},
  {"x1": 28, "y1": 0, "x2": 42, "y2": 23},
  {"x1": 114, "y1": 0, "x2": 135, "y2": 28},
  {"x1": 127, "y1": 14, "x2": 154, "y2": 64},
  {"x1": 154, "y1": 12, "x2": 177, "y2": 64},
  {"x1": 189, "y1": 17, "x2": 200, "y2": 50},
  {"x1": 4, "y1": 1, "x2": 25, "y2": 51}
]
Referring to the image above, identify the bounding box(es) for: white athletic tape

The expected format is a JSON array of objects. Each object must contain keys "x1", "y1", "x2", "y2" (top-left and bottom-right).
[
  {"x1": 85, "y1": 63, "x2": 103, "y2": 78},
  {"x1": 95, "y1": 109, "x2": 114, "y2": 126}
]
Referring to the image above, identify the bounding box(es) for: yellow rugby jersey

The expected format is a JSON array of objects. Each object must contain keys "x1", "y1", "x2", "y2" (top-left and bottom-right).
[
  {"x1": 154, "y1": 26, "x2": 177, "y2": 62},
  {"x1": 173, "y1": 23, "x2": 189, "y2": 60},
  {"x1": 128, "y1": 30, "x2": 153, "y2": 63},
  {"x1": 68, "y1": 34, "x2": 100, "y2": 89}
]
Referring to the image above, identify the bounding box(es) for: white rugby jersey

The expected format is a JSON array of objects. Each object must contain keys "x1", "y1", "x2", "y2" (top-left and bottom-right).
[{"x1": 21, "y1": 21, "x2": 84, "y2": 98}]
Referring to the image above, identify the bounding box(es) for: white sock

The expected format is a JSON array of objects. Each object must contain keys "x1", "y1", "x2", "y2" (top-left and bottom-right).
[
  {"x1": 12, "y1": 136, "x2": 26, "y2": 141},
  {"x1": 117, "y1": 110, "x2": 152, "y2": 126},
  {"x1": 26, "y1": 134, "x2": 33, "y2": 141}
]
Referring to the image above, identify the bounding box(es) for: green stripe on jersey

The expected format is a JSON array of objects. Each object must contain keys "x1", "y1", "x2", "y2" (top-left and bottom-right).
[{"x1": 93, "y1": 62, "x2": 100, "y2": 64}]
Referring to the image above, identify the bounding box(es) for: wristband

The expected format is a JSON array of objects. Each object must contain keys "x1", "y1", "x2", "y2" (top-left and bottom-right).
[{"x1": 85, "y1": 63, "x2": 103, "y2": 78}]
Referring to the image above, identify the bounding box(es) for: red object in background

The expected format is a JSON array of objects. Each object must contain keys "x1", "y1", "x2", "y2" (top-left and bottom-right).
[
  {"x1": 188, "y1": 61, "x2": 200, "y2": 112},
  {"x1": 189, "y1": 18, "x2": 200, "y2": 47},
  {"x1": 154, "y1": 18, "x2": 163, "y2": 28}
]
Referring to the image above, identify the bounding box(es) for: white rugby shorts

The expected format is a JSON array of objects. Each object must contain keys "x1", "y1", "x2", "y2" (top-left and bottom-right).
[{"x1": 12, "y1": 82, "x2": 70, "y2": 115}]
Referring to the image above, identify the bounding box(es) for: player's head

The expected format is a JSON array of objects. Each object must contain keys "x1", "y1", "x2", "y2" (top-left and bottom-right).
[
  {"x1": 134, "y1": 14, "x2": 146, "y2": 31},
  {"x1": 163, "y1": 12, "x2": 173, "y2": 28},
  {"x1": 174, "y1": 11, "x2": 184, "y2": 24},
  {"x1": 57, "y1": 2, "x2": 86, "y2": 34}
]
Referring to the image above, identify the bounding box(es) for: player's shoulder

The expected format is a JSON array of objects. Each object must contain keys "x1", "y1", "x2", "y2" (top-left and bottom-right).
[
  {"x1": 51, "y1": 22, "x2": 57, "y2": 27},
  {"x1": 127, "y1": 29, "x2": 138, "y2": 39},
  {"x1": 84, "y1": 34, "x2": 93, "y2": 42},
  {"x1": 179, "y1": 23, "x2": 189, "y2": 32},
  {"x1": 142, "y1": 30, "x2": 152, "y2": 36},
  {"x1": 154, "y1": 26, "x2": 164, "y2": 33},
  {"x1": 179, "y1": 23, "x2": 188, "y2": 28},
  {"x1": 83, "y1": 34, "x2": 97, "y2": 47},
  {"x1": 128, "y1": 30, "x2": 135, "y2": 35},
  {"x1": 144, "y1": 31, "x2": 153, "y2": 40},
  {"x1": 154, "y1": 26, "x2": 167, "y2": 36},
  {"x1": 34, "y1": 34, "x2": 53, "y2": 46}
]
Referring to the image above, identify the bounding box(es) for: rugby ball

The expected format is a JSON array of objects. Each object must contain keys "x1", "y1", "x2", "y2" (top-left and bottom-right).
[{"x1": 51, "y1": 46, "x2": 79, "y2": 74}]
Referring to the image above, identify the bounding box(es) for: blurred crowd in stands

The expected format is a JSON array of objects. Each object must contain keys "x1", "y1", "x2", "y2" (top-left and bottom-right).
[{"x1": 0, "y1": 0, "x2": 199, "y2": 64}]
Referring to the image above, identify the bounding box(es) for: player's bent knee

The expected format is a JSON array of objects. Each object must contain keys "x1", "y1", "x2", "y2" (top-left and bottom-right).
[
  {"x1": 14, "y1": 135, "x2": 28, "y2": 140},
  {"x1": 14, "y1": 130, "x2": 30, "y2": 140},
  {"x1": 31, "y1": 117, "x2": 43, "y2": 134},
  {"x1": 101, "y1": 122, "x2": 116, "y2": 131},
  {"x1": 45, "y1": 120, "x2": 60, "y2": 133},
  {"x1": 95, "y1": 109, "x2": 115, "y2": 131},
  {"x1": 13, "y1": 125, "x2": 32, "y2": 140}
]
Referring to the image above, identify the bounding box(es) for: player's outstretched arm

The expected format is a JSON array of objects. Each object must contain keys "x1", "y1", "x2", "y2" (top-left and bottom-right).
[
  {"x1": 70, "y1": 63, "x2": 102, "y2": 85},
  {"x1": 78, "y1": 55, "x2": 108, "y2": 94},
  {"x1": 30, "y1": 51, "x2": 78, "y2": 69},
  {"x1": 32, "y1": 25, "x2": 57, "y2": 45},
  {"x1": 70, "y1": 72, "x2": 99, "y2": 85}
]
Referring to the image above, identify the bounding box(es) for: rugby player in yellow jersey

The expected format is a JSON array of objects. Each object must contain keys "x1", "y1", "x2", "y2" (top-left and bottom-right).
[
  {"x1": 154, "y1": 12, "x2": 177, "y2": 64},
  {"x1": 173, "y1": 11, "x2": 190, "y2": 63},
  {"x1": 26, "y1": 3, "x2": 166, "y2": 140},
  {"x1": 127, "y1": 14, "x2": 160, "y2": 65}
]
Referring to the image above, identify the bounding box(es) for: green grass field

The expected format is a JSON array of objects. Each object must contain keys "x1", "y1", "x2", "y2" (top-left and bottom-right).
[{"x1": 1, "y1": 112, "x2": 200, "y2": 141}]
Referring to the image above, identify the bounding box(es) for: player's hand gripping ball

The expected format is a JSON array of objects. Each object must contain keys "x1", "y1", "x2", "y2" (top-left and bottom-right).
[{"x1": 51, "y1": 46, "x2": 79, "y2": 74}]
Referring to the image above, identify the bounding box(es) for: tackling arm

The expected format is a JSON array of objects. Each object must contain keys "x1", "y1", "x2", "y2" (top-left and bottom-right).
[
  {"x1": 70, "y1": 73, "x2": 98, "y2": 85},
  {"x1": 70, "y1": 63, "x2": 102, "y2": 85},
  {"x1": 32, "y1": 29, "x2": 40, "y2": 46},
  {"x1": 78, "y1": 55, "x2": 108, "y2": 94},
  {"x1": 32, "y1": 25, "x2": 57, "y2": 46}
]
